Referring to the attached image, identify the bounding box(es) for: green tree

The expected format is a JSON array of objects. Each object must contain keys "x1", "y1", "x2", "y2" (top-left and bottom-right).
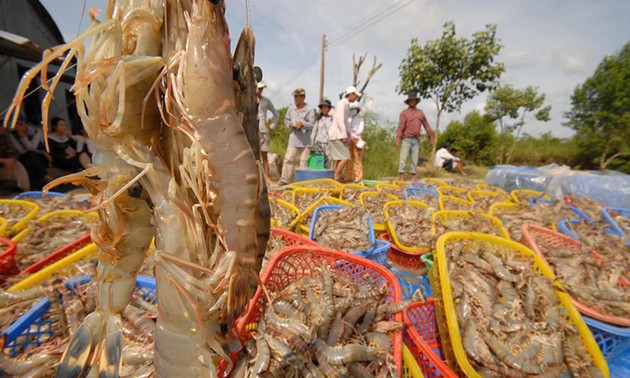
[
  {"x1": 397, "y1": 22, "x2": 504, "y2": 156},
  {"x1": 485, "y1": 85, "x2": 551, "y2": 164},
  {"x1": 438, "y1": 111, "x2": 498, "y2": 165},
  {"x1": 565, "y1": 42, "x2": 630, "y2": 171},
  {"x1": 269, "y1": 107, "x2": 288, "y2": 156}
]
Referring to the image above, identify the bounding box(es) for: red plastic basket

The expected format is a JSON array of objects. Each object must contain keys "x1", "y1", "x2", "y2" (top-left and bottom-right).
[
  {"x1": 403, "y1": 298, "x2": 458, "y2": 378},
  {"x1": 270, "y1": 227, "x2": 318, "y2": 247},
  {"x1": 0, "y1": 237, "x2": 18, "y2": 276},
  {"x1": 520, "y1": 223, "x2": 630, "y2": 327},
  {"x1": 219, "y1": 245, "x2": 403, "y2": 377},
  {"x1": 18, "y1": 234, "x2": 93, "y2": 275},
  {"x1": 380, "y1": 232, "x2": 427, "y2": 270}
]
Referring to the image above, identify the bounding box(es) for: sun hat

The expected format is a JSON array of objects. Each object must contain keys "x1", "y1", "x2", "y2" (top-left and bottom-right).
[
  {"x1": 292, "y1": 87, "x2": 306, "y2": 96},
  {"x1": 404, "y1": 92, "x2": 420, "y2": 104},
  {"x1": 345, "y1": 86, "x2": 361, "y2": 97},
  {"x1": 257, "y1": 82, "x2": 267, "y2": 89},
  {"x1": 318, "y1": 98, "x2": 332, "y2": 108}
]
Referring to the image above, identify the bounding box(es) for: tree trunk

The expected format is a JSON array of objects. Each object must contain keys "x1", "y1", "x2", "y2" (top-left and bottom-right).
[
  {"x1": 601, "y1": 151, "x2": 630, "y2": 169},
  {"x1": 598, "y1": 138, "x2": 613, "y2": 170},
  {"x1": 430, "y1": 110, "x2": 442, "y2": 160}
]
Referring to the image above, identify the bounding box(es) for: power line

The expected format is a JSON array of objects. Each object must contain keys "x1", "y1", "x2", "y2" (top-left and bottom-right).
[{"x1": 328, "y1": 0, "x2": 416, "y2": 48}]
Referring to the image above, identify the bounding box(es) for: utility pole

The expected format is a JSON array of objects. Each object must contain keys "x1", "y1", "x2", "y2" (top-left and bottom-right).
[{"x1": 319, "y1": 34, "x2": 327, "y2": 103}]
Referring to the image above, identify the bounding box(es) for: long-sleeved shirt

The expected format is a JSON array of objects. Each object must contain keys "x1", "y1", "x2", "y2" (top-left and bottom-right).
[
  {"x1": 348, "y1": 114, "x2": 365, "y2": 140},
  {"x1": 434, "y1": 147, "x2": 460, "y2": 167},
  {"x1": 397, "y1": 107, "x2": 435, "y2": 140},
  {"x1": 311, "y1": 114, "x2": 332, "y2": 145},
  {"x1": 258, "y1": 95, "x2": 279, "y2": 134},
  {"x1": 9, "y1": 129, "x2": 44, "y2": 155},
  {"x1": 329, "y1": 98, "x2": 350, "y2": 141},
  {"x1": 284, "y1": 103, "x2": 315, "y2": 148}
]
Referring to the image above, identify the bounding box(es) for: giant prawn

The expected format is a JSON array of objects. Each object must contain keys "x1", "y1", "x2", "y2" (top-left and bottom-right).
[{"x1": 4, "y1": 0, "x2": 265, "y2": 376}]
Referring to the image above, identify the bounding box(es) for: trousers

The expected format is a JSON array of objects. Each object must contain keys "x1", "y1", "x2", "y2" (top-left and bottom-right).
[
  {"x1": 398, "y1": 137, "x2": 420, "y2": 174},
  {"x1": 279, "y1": 145, "x2": 310, "y2": 183}
]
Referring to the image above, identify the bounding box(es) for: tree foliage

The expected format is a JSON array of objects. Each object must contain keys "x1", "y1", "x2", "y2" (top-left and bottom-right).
[
  {"x1": 397, "y1": 22, "x2": 504, "y2": 155},
  {"x1": 486, "y1": 85, "x2": 551, "y2": 164},
  {"x1": 438, "y1": 111, "x2": 498, "y2": 166},
  {"x1": 564, "y1": 42, "x2": 630, "y2": 171}
]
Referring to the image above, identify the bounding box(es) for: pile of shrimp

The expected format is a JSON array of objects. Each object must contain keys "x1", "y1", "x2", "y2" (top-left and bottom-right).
[
  {"x1": 432, "y1": 212, "x2": 503, "y2": 239},
  {"x1": 386, "y1": 203, "x2": 432, "y2": 249},
  {"x1": 0, "y1": 203, "x2": 31, "y2": 230},
  {"x1": 360, "y1": 192, "x2": 394, "y2": 225},
  {"x1": 446, "y1": 239, "x2": 603, "y2": 377},
  {"x1": 312, "y1": 207, "x2": 374, "y2": 253},
  {"x1": 269, "y1": 197, "x2": 298, "y2": 228},
  {"x1": 340, "y1": 185, "x2": 370, "y2": 206},
  {"x1": 541, "y1": 245, "x2": 629, "y2": 319},
  {"x1": 13, "y1": 215, "x2": 98, "y2": 271},
  {"x1": 17, "y1": 195, "x2": 88, "y2": 215},
  {"x1": 0, "y1": 261, "x2": 158, "y2": 377},
  {"x1": 232, "y1": 265, "x2": 403, "y2": 377}
]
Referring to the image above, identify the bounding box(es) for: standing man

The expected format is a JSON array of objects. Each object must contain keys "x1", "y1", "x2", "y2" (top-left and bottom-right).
[
  {"x1": 328, "y1": 86, "x2": 360, "y2": 182},
  {"x1": 257, "y1": 82, "x2": 279, "y2": 184},
  {"x1": 396, "y1": 92, "x2": 436, "y2": 181},
  {"x1": 277, "y1": 88, "x2": 315, "y2": 185}
]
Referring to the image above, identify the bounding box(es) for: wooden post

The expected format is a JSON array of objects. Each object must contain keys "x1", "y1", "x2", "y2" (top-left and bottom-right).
[{"x1": 319, "y1": 34, "x2": 327, "y2": 103}]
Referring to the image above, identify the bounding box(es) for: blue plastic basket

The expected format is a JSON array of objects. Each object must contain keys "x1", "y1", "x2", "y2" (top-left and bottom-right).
[
  {"x1": 409, "y1": 182, "x2": 437, "y2": 191},
  {"x1": 1, "y1": 275, "x2": 156, "y2": 358},
  {"x1": 354, "y1": 239, "x2": 389, "y2": 266},
  {"x1": 602, "y1": 207, "x2": 630, "y2": 245},
  {"x1": 390, "y1": 266, "x2": 433, "y2": 300},
  {"x1": 403, "y1": 187, "x2": 439, "y2": 201},
  {"x1": 308, "y1": 205, "x2": 375, "y2": 243},
  {"x1": 528, "y1": 197, "x2": 555, "y2": 207},
  {"x1": 583, "y1": 316, "x2": 630, "y2": 360},
  {"x1": 13, "y1": 191, "x2": 66, "y2": 200}
]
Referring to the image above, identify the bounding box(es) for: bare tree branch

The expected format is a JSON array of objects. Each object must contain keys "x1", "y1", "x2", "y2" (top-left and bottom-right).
[
  {"x1": 602, "y1": 150, "x2": 630, "y2": 169},
  {"x1": 352, "y1": 53, "x2": 367, "y2": 87},
  {"x1": 358, "y1": 56, "x2": 383, "y2": 95}
]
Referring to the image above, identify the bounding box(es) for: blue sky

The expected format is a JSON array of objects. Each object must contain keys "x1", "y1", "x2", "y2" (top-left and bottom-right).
[{"x1": 41, "y1": 0, "x2": 630, "y2": 138}]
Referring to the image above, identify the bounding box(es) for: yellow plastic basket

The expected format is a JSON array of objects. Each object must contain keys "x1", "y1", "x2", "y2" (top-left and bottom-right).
[
  {"x1": 280, "y1": 190, "x2": 294, "y2": 204},
  {"x1": 429, "y1": 232, "x2": 609, "y2": 378},
  {"x1": 487, "y1": 202, "x2": 520, "y2": 217},
  {"x1": 475, "y1": 183, "x2": 507, "y2": 196},
  {"x1": 384, "y1": 200, "x2": 432, "y2": 252},
  {"x1": 421, "y1": 178, "x2": 448, "y2": 187},
  {"x1": 437, "y1": 196, "x2": 474, "y2": 211},
  {"x1": 340, "y1": 183, "x2": 369, "y2": 204},
  {"x1": 431, "y1": 210, "x2": 510, "y2": 239},
  {"x1": 11, "y1": 209, "x2": 99, "y2": 243},
  {"x1": 402, "y1": 343, "x2": 424, "y2": 378},
  {"x1": 294, "y1": 196, "x2": 352, "y2": 235},
  {"x1": 9, "y1": 243, "x2": 98, "y2": 291},
  {"x1": 0, "y1": 200, "x2": 40, "y2": 238},
  {"x1": 466, "y1": 190, "x2": 509, "y2": 213},
  {"x1": 376, "y1": 183, "x2": 403, "y2": 199},
  {"x1": 291, "y1": 187, "x2": 327, "y2": 212},
  {"x1": 510, "y1": 189, "x2": 551, "y2": 204},
  {"x1": 289, "y1": 178, "x2": 342, "y2": 197},
  {"x1": 437, "y1": 186, "x2": 468, "y2": 200},
  {"x1": 0, "y1": 216, "x2": 8, "y2": 237},
  {"x1": 268, "y1": 196, "x2": 300, "y2": 230},
  {"x1": 359, "y1": 191, "x2": 398, "y2": 233},
  {"x1": 392, "y1": 180, "x2": 410, "y2": 188}
]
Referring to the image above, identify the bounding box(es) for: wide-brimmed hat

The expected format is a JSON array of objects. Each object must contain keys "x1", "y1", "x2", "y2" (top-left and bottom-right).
[
  {"x1": 345, "y1": 86, "x2": 361, "y2": 97},
  {"x1": 257, "y1": 82, "x2": 267, "y2": 89},
  {"x1": 404, "y1": 92, "x2": 420, "y2": 104},
  {"x1": 318, "y1": 98, "x2": 332, "y2": 108},
  {"x1": 292, "y1": 87, "x2": 306, "y2": 96}
]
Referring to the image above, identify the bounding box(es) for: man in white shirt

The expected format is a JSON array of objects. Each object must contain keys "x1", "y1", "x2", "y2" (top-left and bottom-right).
[{"x1": 434, "y1": 143, "x2": 467, "y2": 176}]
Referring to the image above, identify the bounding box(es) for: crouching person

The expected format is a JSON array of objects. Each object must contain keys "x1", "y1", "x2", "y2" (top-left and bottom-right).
[{"x1": 434, "y1": 143, "x2": 467, "y2": 176}]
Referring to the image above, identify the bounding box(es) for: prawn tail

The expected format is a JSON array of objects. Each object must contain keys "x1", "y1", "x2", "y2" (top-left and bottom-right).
[{"x1": 226, "y1": 265, "x2": 255, "y2": 327}]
